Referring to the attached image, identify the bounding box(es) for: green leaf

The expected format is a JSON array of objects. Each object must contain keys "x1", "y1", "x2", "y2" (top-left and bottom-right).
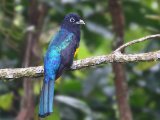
[
  {"x1": 0, "y1": 93, "x2": 13, "y2": 110},
  {"x1": 55, "y1": 95, "x2": 92, "y2": 115}
]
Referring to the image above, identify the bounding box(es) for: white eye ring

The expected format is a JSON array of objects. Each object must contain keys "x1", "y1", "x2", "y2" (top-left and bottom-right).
[{"x1": 70, "y1": 17, "x2": 75, "y2": 22}]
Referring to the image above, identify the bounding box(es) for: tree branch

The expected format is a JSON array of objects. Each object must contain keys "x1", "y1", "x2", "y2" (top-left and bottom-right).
[
  {"x1": 0, "y1": 34, "x2": 160, "y2": 79},
  {"x1": 114, "y1": 34, "x2": 160, "y2": 52}
]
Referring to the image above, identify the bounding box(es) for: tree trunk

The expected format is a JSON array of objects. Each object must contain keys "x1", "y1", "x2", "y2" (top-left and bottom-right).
[
  {"x1": 109, "y1": 0, "x2": 133, "y2": 120},
  {"x1": 16, "y1": 1, "x2": 47, "y2": 120}
]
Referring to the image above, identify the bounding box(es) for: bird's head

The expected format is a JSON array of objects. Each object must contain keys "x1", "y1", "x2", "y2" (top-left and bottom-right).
[{"x1": 61, "y1": 13, "x2": 85, "y2": 32}]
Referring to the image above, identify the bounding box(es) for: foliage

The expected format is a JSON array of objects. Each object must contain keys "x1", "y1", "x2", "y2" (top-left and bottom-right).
[{"x1": 0, "y1": 0, "x2": 160, "y2": 120}]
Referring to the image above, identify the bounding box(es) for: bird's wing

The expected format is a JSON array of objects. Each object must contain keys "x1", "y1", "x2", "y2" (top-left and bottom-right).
[
  {"x1": 43, "y1": 29, "x2": 70, "y2": 82},
  {"x1": 44, "y1": 29, "x2": 79, "y2": 80},
  {"x1": 55, "y1": 34, "x2": 79, "y2": 79}
]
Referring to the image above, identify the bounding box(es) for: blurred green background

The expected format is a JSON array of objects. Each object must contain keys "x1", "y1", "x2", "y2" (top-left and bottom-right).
[{"x1": 0, "y1": 0, "x2": 160, "y2": 120}]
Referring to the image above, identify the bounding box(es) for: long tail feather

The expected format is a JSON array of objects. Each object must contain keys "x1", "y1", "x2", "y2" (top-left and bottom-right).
[{"x1": 39, "y1": 79, "x2": 55, "y2": 117}]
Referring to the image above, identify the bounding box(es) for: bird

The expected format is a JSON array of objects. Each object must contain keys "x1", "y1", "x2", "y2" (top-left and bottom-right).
[{"x1": 38, "y1": 13, "x2": 85, "y2": 118}]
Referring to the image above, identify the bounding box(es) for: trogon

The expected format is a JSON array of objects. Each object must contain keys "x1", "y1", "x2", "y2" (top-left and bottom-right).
[{"x1": 39, "y1": 13, "x2": 85, "y2": 117}]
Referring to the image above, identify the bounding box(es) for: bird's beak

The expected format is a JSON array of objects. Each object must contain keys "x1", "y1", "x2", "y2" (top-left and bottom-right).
[{"x1": 76, "y1": 19, "x2": 85, "y2": 24}]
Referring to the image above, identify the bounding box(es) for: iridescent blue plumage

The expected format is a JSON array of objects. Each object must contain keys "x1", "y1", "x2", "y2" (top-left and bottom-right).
[{"x1": 39, "y1": 13, "x2": 85, "y2": 118}]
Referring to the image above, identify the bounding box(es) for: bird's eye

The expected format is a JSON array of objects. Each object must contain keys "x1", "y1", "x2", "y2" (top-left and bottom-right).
[{"x1": 70, "y1": 17, "x2": 75, "y2": 22}]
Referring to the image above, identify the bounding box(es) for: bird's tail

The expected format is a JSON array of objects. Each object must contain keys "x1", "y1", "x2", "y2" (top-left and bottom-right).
[{"x1": 39, "y1": 78, "x2": 55, "y2": 118}]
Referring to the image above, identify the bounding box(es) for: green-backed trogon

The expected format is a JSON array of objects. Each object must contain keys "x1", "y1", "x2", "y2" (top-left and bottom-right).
[{"x1": 39, "y1": 13, "x2": 85, "y2": 118}]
